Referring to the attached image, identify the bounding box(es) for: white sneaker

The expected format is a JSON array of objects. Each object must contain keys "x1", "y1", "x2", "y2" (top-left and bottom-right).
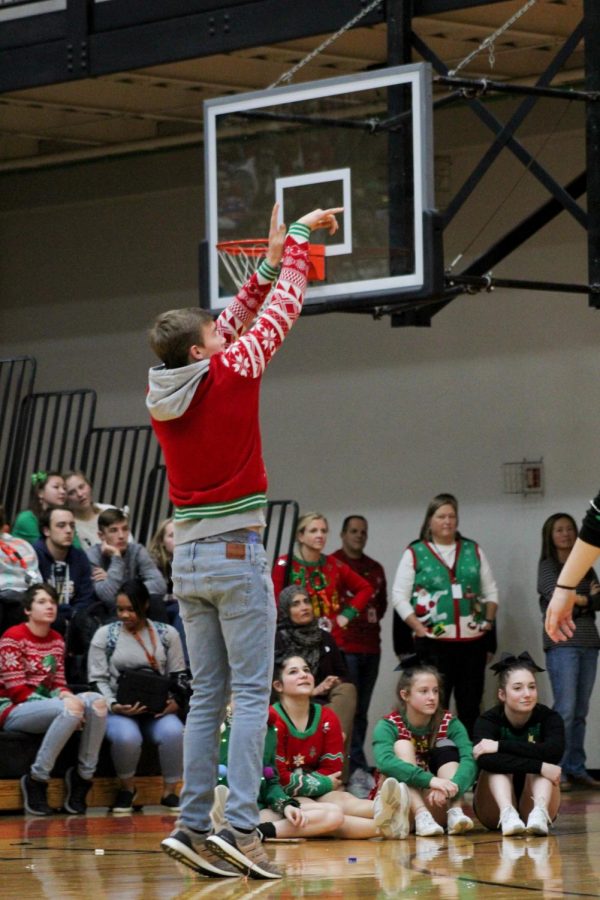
[
  {"x1": 498, "y1": 806, "x2": 526, "y2": 836},
  {"x1": 415, "y1": 809, "x2": 444, "y2": 837},
  {"x1": 446, "y1": 807, "x2": 474, "y2": 835},
  {"x1": 388, "y1": 782, "x2": 411, "y2": 839},
  {"x1": 526, "y1": 805, "x2": 551, "y2": 836},
  {"x1": 210, "y1": 783, "x2": 229, "y2": 832},
  {"x1": 373, "y1": 777, "x2": 400, "y2": 835}
]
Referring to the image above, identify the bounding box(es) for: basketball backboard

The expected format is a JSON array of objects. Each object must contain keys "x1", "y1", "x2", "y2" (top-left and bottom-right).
[{"x1": 201, "y1": 63, "x2": 440, "y2": 313}]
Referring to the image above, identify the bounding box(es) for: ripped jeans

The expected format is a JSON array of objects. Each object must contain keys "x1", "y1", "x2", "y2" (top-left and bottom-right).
[{"x1": 4, "y1": 692, "x2": 107, "y2": 781}]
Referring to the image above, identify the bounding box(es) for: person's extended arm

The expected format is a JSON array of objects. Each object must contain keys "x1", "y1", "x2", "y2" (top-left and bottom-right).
[
  {"x1": 546, "y1": 492, "x2": 600, "y2": 640},
  {"x1": 220, "y1": 207, "x2": 342, "y2": 379},
  {"x1": 546, "y1": 538, "x2": 600, "y2": 641},
  {"x1": 216, "y1": 203, "x2": 287, "y2": 344}
]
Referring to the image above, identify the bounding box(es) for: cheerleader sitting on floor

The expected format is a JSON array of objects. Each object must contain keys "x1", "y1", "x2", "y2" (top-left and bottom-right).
[
  {"x1": 472, "y1": 651, "x2": 564, "y2": 837},
  {"x1": 271, "y1": 654, "x2": 410, "y2": 839},
  {"x1": 372, "y1": 655, "x2": 476, "y2": 837}
]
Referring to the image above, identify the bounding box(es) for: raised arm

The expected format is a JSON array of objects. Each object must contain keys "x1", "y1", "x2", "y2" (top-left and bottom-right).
[
  {"x1": 220, "y1": 207, "x2": 342, "y2": 379},
  {"x1": 545, "y1": 540, "x2": 600, "y2": 640},
  {"x1": 216, "y1": 203, "x2": 286, "y2": 344},
  {"x1": 546, "y1": 492, "x2": 600, "y2": 640}
]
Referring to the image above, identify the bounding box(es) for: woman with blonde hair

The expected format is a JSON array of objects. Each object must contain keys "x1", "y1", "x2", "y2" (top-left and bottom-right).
[{"x1": 272, "y1": 512, "x2": 373, "y2": 648}]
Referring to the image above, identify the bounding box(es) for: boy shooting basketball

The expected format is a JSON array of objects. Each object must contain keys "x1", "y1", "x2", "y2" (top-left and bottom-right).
[{"x1": 149, "y1": 204, "x2": 341, "y2": 880}]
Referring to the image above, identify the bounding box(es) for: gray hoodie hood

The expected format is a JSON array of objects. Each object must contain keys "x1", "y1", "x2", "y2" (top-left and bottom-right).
[{"x1": 146, "y1": 360, "x2": 210, "y2": 421}]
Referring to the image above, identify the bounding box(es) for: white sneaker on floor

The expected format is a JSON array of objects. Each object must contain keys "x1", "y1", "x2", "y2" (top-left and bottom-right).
[
  {"x1": 446, "y1": 807, "x2": 474, "y2": 835},
  {"x1": 373, "y1": 777, "x2": 400, "y2": 834},
  {"x1": 415, "y1": 809, "x2": 444, "y2": 837},
  {"x1": 388, "y1": 782, "x2": 410, "y2": 839},
  {"x1": 499, "y1": 806, "x2": 526, "y2": 836},
  {"x1": 210, "y1": 784, "x2": 229, "y2": 833},
  {"x1": 526, "y1": 805, "x2": 551, "y2": 836}
]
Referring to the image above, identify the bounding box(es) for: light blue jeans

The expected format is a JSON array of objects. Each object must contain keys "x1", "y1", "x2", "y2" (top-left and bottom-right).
[
  {"x1": 173, "y1": 535, "x2": 275, "y2": 832},
  {"x1": 4, "y1": 692, "x2": 107, "y2": 782},
  {"x1": 105, "y1": 712, "x2": 183, "y2": 781},
  {"x1": 546, "y1": 646, "x2": 599, "y2": 777}
]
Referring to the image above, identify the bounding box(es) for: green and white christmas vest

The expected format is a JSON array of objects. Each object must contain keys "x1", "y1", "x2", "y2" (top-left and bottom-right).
[{"x1": 410, "y1": 539, "x2": 484, "y2": 641}]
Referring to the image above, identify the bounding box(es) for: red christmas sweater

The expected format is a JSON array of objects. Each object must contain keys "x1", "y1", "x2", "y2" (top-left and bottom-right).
[
  {"x1": 0, "y1": 623, "x2": 67, "y2": 726},
  {"x1": 272, "y1": 553, "x2": 373, "y2": 646},
  {"x1": 271, "y1": 702, "x2": 344, "y2": 798},
  {"x1": 149, "y1": 228, "x2": 310, "y2": 521},
  {"x1": 331, "y1": 549, "x2": 387, "y2": 654}
]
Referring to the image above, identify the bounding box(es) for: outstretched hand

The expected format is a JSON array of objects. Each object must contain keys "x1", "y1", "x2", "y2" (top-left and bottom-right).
[
  {"x1": 545, "y1": 587, "x2": 576, "y2": 642},
  {"x1": 297, "y1": 207, "x2": 343, "y2": 234},
  {"x1": 266, "y1": 202, "x2": 286, "y2": 267}
]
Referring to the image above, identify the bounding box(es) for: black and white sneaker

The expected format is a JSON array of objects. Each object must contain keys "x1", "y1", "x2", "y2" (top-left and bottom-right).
[
  {"x1": 21, "y1": 774, "x2": 55, "y2": 816},
  {"x1": 160, "y1": 793, "x2": 181, "y2": 811},
  {"x1": 111, "y1": 789, "x2": 138, "y2": 813},
  {"x1": 207, "y1": 827, "x2": 283, "y2": 880},
  {"x1": 64, "y1": 767, "x2": 92, "y2": 814},
  {"x1": 161, "y1": 827, "x2": 240, "y2": 878}
]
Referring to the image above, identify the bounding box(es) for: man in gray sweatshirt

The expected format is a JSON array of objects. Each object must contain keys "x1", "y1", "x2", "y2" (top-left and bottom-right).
[{"x1": 86, "y1": 508, "x2": 167, "y2": 621}]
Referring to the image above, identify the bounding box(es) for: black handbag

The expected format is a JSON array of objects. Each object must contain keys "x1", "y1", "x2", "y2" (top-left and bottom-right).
[{"x1": 116, "y1": 667, "x2": 169, "y2": 714}]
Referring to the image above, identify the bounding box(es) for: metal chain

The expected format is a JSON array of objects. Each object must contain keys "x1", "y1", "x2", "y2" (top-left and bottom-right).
[
  {"x1": 269, "y1": 0, "x2": 384, "y2": 89},
  {"x1": 449, "y1": 0, "x2": 538, "y2": 77}
]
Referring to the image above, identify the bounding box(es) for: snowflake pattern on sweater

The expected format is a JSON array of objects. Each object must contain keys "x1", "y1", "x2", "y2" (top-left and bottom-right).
[
  {"x1": 271, "y1": 701, "x2": 344, "y2": 798},
  {"x1": 218, "y1": 236, "x2": 308, "y2": 379},
  {"x1": 0, "y1": 623, "x2": 67, "y2": 725}
]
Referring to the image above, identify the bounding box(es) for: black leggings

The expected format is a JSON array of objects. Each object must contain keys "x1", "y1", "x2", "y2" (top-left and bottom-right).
[{"x1": 414, "y1": 637, "x2": 488, "y2": 738}]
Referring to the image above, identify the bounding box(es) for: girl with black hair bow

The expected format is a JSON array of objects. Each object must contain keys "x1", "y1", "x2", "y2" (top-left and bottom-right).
[{"x1": 472, "y1": 652, "x2": 565, "y2": 837}]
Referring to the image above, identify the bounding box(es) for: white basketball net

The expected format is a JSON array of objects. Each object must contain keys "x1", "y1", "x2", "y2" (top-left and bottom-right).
[{"x1": 217, "y1": 240, "x2": 268, "y2": 290}]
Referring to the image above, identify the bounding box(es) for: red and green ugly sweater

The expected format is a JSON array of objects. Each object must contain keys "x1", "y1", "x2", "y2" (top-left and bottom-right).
[
  {"x1": 0, "y1": 623, "x2": 67, "y2": 726},
  {"x1": 272, "y1": 553, "x2": 373, "y2": 646},
  {"x1": 271, "y1": 701, "x2": 344, "y2": 798},
  {"x1": 372, "y1": 708, "x2": 477, "y2": 797},
  {"x1": 331, "y1": 549, "x2": 387, "y2": 654},
  {"x1": 217, "y1": 708, "x2": 299, "y2": 814}
]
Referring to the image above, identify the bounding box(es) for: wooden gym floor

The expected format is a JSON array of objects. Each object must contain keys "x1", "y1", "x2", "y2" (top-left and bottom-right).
[{"x1": 1, "y1": 789, "x2": 600, "y2": 898}]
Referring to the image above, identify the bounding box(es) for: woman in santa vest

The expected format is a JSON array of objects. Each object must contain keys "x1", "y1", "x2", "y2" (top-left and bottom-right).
[{"x1": 391, "y1": 493, "x2": 499, "y2": 737}]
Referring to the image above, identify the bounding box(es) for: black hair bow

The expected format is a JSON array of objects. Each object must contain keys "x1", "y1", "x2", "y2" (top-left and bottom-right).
[
  {"x1": 394, "y1": 653, "x2": 422, "y2": 672},
  {"x1": 489, "y1": 651, "x2": 545, "y2": 675}
]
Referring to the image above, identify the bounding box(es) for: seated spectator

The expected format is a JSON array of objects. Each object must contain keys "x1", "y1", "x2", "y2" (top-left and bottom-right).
[
  {"x1": 270, "y1": 654, "x2": 408, "y2": 839},
  {"x1": 87, "y1": 509, "x2": 167, "y2": 622},
  {"x1": 272, "y1": 512, "x2": 373, "y2": 649},
  {"x1": 64, "y1": 470, "x2": 126, "y2": 550},
  {"x1": 208, "y1": 705, "x2": 344, "y2": 841},
  {"x1": 88, "y1": 579, "x2": 186, "y2": 813},
  {"x1": 0, "y1": 583, "x2": 107, "y2": 816},
  {"x1": 33, "y1": 507, "x2": 95, "y2": 630},
  {"x1": 0, "y1": 503, "x2": 41, "y2": 634},
  {"x1": 275, "y1": 585, "x2": 356, "y2": 773},
  {"x1": 13, "y1": 471, "x2": 81, "y2": 548}
]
